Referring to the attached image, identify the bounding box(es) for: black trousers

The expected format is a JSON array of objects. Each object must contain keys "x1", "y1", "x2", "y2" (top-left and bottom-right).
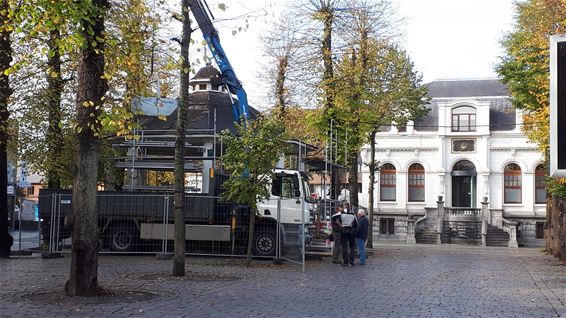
[{"x1": 340, "y1": 232, "x2": 356, "y2": 264}]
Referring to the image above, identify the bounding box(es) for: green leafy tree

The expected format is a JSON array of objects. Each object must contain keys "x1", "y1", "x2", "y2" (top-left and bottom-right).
[
  {"x1": 342, "y1": 0, "x2": 400, "y2": 206},
  {"x1": 293, "y1": 0, "x2": 401, "y2": 200},
  {"x1": 11, "y1": 0, "x2": 168, "y2": 190},
  {"x1": 64, "y1": 0, "x2": 110, "y2": 297},
  {"x1": 352, "y1": 40, "x2": 428, "y2": 248},
  {"x1": 496, "y1": 0, "x2": 566, "y2": 260},
  {"x1": 332, "y1": 48, "x2": 366, "y2": 205},
  {"x1": 281, "y1": 106, "x2": 323, "y2": 144},
  {"x1": 7, "y1": 0, "x2": 77, "y2": 190},
  {"x1": 221, "y1": 116, "x2": 287, "y2": 264},
  {"x1": 496, "y1": 0, "x2": 566, "y2": 158},
  {"x1": 6, "y1": 0, "x2": 165, "y2": 293}
]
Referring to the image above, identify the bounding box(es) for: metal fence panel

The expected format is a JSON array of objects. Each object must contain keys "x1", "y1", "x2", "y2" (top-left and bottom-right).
[
  {"x1": 98, "y1": 193, "x2": 168, "y2": 254},
  {"x1": 50, "y1": 193, "x2": 70, "y2": 253},
  {"x1": 11, "y1": 197, "x2": 42, "y2": 253},
  {"x1": 276, "y1": 197, "x2": 307, "y2": 271},
  {"x1": 39, "y1": 191, "x2": 308, "y2": 261}
]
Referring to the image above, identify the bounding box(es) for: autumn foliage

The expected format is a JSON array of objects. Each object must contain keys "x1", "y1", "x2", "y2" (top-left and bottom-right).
[{"x1": 497, "y1": 0, "x2": 566, "y2": 260}]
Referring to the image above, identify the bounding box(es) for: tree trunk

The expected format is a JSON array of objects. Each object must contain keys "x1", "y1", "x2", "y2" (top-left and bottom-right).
[
  {"x1": 347, "y1": 151, "x2": 359, "y2": 207},
  {"x1": 320, "y1": 11, "x2": 340, "y2": 199},
  {"x1": 46, "y1": 29, "x2": 64, "y2": 190},
  {"x1": 0, "y1": 0, "x2": 14, "y2": 258},
  {"x1": 347, "y1": 49, "x2": 360, "y2": 208},
  {"x1": 366, "y1": 130, "x2": 376, "y2": 249},
  {"x1": 546, "y1": 196, "x2": 566, "y2": 262},
  {"x1": 274, "y1": 55, "x2": 288, "y2": 118},
  {"x1": 246, "y1": 207, "x2": 255, "y2": 266},
  {"x1": 330, "y1": 169, "x2": 339, "y2": 200},
  {"x1": 65, "y1": 0, "x2": 108, "y2": 296},
  {"x1": 321, "y1": 13, "x2": 334, "y2": 113},
  {"x1": 347, "y1": 30, "x2": 369, "y2": 231},
  {"x1": 172, "y1": 0, "x2": 190, "y2": 276}
]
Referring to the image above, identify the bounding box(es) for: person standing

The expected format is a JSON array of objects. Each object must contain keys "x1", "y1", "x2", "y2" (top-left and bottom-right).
[
  {"x1": 330, "y1": 204, "x2": 342, "y2": 264},
  {"x1": 339, "y1": 203, "x2": 357, "y2": 266},
  {"x1": 355, "y1": 209, "x2": 369, "y2": 265}
]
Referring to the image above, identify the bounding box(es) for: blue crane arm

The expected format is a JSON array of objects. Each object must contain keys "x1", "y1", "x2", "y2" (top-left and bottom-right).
[{"x1": 187, "y1": 0, "x2": 250, "y2": 123}]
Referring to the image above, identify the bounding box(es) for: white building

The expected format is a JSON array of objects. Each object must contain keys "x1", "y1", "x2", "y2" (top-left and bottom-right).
[{"x1": 360, "y1": 79, "x2": 546, "y2": 247}]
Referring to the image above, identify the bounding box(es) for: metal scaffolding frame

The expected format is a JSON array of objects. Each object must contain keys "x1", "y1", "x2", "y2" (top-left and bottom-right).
[{"x1": 113, "y1": 109, "x2": 219, "y2": 192}]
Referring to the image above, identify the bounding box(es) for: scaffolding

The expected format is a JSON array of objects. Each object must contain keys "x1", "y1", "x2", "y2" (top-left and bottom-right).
[
  {"x1": 112, "y1": 108, "x2": 219, "y2": 193},
  {"x1": 112, "y1": 109, "x2": 322, "y2": 193},
  {"x1": 300, "y1": 119, "x2": 349, "y2": 223}
]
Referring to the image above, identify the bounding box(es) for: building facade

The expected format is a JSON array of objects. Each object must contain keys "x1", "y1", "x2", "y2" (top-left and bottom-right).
[{"x1": 359, "y1": 79, "x2": 546, "y2": 247}]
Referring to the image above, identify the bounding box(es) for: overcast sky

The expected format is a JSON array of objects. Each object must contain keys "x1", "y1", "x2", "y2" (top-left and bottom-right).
[{"x1": 185, "y1": 0, "x2": 516, "y2": 110}]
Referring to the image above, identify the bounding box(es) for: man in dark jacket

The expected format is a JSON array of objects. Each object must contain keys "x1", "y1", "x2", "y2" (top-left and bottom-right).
[
  {"x1": 355, "y1": 209, "x2": 369, "y2": 265},
  {"x1": 338, "y1": 203, "x2": 357, "y2": 266},
  {"x1": 330, "y1": 204, "x2": 343, "y2": 264}
]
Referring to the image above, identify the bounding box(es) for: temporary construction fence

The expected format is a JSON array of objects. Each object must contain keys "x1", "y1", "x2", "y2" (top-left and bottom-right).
[
  {"x1": 10, "y1": 198, "x2": 42, "y2": 254},
  {"x1": 39, "y1": 191, "x2": 308, "y2": 270}
]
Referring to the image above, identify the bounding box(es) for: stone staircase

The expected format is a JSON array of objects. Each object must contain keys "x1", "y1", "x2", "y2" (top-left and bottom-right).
[
  {"x1": 486, "y1": 225, "x2": 510, "y2": 247},
  {"x1": 415, "y1": 228, "x2": 438, "y2": 244}
]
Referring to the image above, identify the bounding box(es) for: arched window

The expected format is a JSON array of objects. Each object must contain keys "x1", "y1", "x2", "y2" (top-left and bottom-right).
[
  {"x1": 452, "y1": 106, "x2": 476, "y2": 132},
  {"x1": 379, "y1": 163, "x2": 396, "y2": 201},
  {"x1": 504, "y1": 163, "x2": 522, "y2": 204},
  {"x1": 408, "y1": 163, "x2": 425, "y2": 202},
  {"x1": 535, "y1": 164, "x2": 546, "y2": 204}
]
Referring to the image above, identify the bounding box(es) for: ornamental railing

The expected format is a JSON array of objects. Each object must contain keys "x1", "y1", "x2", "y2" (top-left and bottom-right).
[{"x1": 444, "y1": 207, "x2": 481, "y2": 216}]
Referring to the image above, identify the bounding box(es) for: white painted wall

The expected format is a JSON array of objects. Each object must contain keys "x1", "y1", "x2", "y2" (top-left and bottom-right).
[{"x1": 359, "y1": 97, "x2": 544, "y2": 222}]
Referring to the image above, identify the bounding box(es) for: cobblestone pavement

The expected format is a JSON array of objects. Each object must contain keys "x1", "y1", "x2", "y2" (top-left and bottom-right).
[{"x1": 1, "y1": 244, "x2": 564, "y2": 318}]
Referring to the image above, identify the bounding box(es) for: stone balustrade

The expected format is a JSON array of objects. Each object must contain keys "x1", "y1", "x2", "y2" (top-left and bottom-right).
[
  {"x1": 502, "y1": 218, "x2": 519, "y2": 248},
  {"x1": 444, "y1": 207, "x2": 481, "y2": 216}
]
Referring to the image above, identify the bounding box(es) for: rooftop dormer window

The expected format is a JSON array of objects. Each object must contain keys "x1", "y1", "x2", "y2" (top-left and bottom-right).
[{"x1": 451, "y1": 106, "x2": 476, "y2": 132}]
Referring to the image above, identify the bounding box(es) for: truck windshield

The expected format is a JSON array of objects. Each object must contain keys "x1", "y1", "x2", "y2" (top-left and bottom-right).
[{"x1": 272, "y1": 174, "x2": 300, "y2": 198}]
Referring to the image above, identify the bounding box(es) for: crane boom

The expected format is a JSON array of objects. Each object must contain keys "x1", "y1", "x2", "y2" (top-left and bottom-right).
[{"x1": 188, "y1": 0, "x2": 250, "y2": 123}]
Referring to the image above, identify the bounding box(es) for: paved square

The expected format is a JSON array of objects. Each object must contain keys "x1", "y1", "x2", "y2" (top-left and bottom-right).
[{"x1": 1, "y1": 244, "x2": 564, "y2": 317}]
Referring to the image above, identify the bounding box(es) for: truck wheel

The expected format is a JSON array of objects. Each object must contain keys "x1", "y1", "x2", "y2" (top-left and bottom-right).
[
  {"x1": 109, "y1": 227, "x2": 137, "y2": 252},
  {"x1": 253, "y1": 230, "x2": 276, "y2": 256}
]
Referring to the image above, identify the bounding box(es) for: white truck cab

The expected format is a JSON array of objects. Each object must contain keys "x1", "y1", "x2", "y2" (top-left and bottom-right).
[{"x1": 257, "y1": 169, "x2": 314, "y2": 225}]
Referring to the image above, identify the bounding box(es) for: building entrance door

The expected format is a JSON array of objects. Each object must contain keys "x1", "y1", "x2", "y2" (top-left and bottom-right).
[
  {"x1": 451, "y1": 160, "x2": 477, "y2": 208},
  {"x1": 452, "y1": 176, "x2": 477, "y2": 207}
]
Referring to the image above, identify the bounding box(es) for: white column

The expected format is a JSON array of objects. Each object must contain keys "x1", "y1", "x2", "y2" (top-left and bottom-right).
[
  {"x1": 397, "y1": 171, "x2": 407, "y2": 209},
  {"x1": 484, "y1": 136, "x2": 491, "y2": 207},
  {"x1": 523, "y1": 172, "x2": 535, "y2": 214},
  {"x1": 479, "y1": 174, "x2": 490, "y2": 207},
  {"x1": 439, "y1": 136, "x2": 446, "y2": 196},
  {"x1": 490, "y1": 173, "x2": 503, "y2": 209},
  {"x1": 361, "y1": 171, "x2": 369, "y2": 208}
]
